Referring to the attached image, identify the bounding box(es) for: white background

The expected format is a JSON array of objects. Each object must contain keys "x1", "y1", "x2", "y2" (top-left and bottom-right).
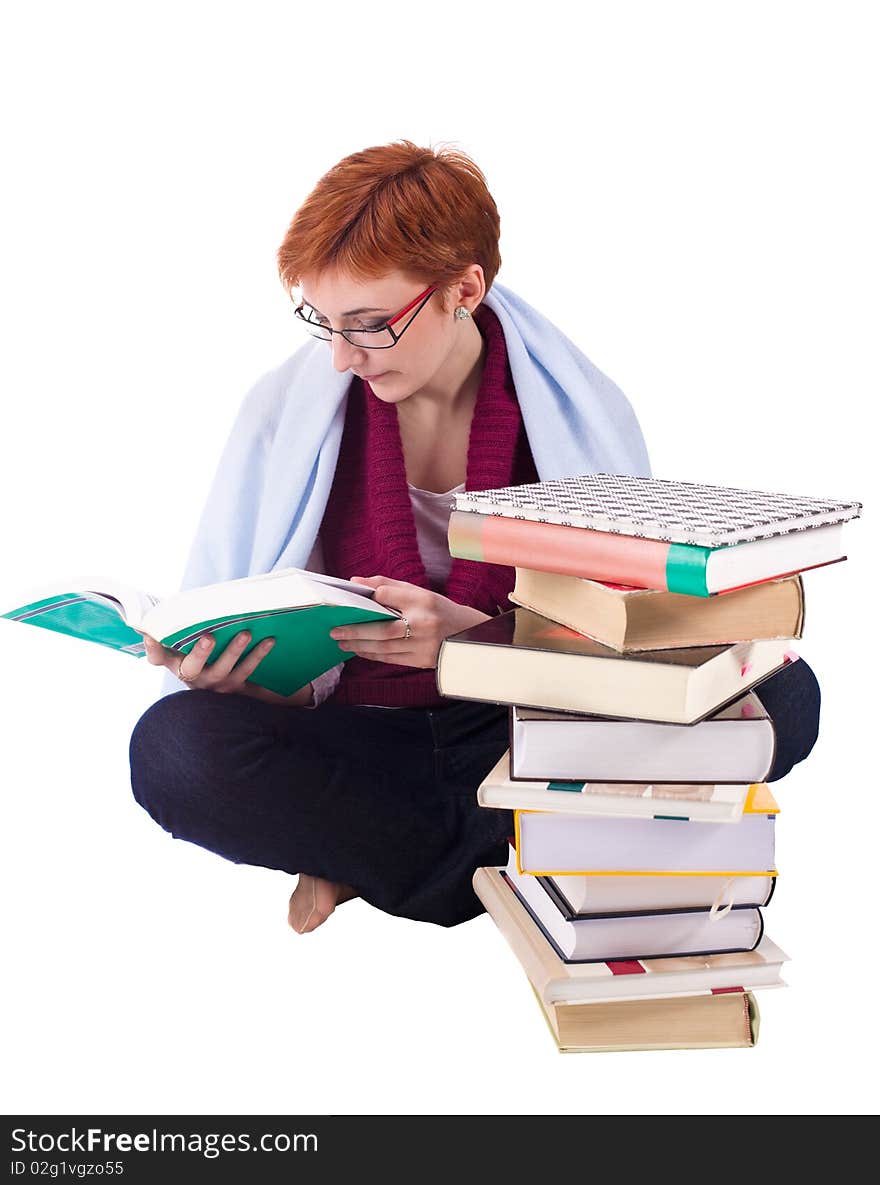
[{"x1": 1, "y1": 1, "x2": 877, "y2": 1116}]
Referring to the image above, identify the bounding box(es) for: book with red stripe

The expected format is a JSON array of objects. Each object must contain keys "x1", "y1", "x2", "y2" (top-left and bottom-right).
[{"x1": 472, "y1": 865, "x2": 788, "y2": 1006}]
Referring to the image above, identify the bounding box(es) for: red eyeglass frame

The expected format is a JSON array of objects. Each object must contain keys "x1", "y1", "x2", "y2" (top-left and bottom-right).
[{"x1": 294, "y1": 284, "x2": 439, "y2": 348}]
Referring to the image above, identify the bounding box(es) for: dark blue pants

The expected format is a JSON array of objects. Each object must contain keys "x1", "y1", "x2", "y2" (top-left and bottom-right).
[{"x1": 128, "y1": 659, "x2": 820, "y2": 928}]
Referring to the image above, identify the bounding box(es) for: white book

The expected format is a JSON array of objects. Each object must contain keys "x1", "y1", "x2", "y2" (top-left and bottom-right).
[
  {"x1": 509, "y1": 693, "x2": 777, "y2": 784},
  {"x1": 473, "y1": 866, "x2": 788, "y2": 1006},
  {"x1": 515, "y1": 809, "x2": 777, "y2": 876},
  {"x1": 503, "y1": 848, "x2": 764, "y2": 963},
  {"x1": 436, "y1": 607, "x2": 795, "y2": 725},
  {"x1": 477, "y1": 750, "x2": 770, "y2": 824},
  {"x1": 544, "y1": 869, "x2": 776, "y2": 917}
]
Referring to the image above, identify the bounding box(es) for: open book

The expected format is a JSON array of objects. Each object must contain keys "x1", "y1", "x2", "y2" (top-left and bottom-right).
[{"x1": 1, "y1": 567, "x2": 399, "y2": 697}]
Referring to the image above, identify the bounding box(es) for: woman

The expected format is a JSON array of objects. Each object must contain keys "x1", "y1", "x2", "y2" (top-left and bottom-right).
[{"x1": 129, "y1": 141, "x2": 820, "y2": 932}]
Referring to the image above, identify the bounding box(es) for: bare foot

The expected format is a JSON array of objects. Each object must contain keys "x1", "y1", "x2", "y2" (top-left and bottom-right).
[{"x1": 288, "y1": 873, "x2": 359, "y2": 933}]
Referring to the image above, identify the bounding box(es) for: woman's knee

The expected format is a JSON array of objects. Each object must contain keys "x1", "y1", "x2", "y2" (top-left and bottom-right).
[
  {"x1": 129, "y1": 692, "x2": 184, "y2": 816},
  {"x1": 129, "y1": 688, "x2": 296, "y2": 833},
  {"x1": 128, "y1": 689, "x2": 227, "y2": 820},
  {"x1": 757, "y1": 657, "x2": 821, "y2": 781}
]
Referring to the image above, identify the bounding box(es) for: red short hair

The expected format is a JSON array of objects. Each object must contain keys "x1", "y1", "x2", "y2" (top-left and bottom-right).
[{"x1": 277, "y1": 140, "x2": 501, "y2": 311}]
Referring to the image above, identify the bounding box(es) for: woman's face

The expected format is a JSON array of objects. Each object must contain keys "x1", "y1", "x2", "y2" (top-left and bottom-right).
[{"x1": 298, "y1": 268, "x2": 464, "y2": 405}]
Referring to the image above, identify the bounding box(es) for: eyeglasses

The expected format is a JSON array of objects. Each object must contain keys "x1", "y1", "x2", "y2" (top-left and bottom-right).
[{"x1": 293, "y1": 284, "x2": 439, "y2": 349}]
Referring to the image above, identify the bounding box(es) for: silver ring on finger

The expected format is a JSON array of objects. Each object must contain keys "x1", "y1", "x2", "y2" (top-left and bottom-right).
[{"x1": 400, "y1": 614, "x2": 412, "y2": 641}]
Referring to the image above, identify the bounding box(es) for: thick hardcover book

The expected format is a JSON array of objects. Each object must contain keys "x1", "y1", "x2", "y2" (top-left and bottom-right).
[
  {"x1": 503, "y1": 852, "x2": 763, "y2": 962},
  {"x1": 509, "y1": 569, "x2": 805, "y2": 652},
  {"x1": 532, "y1": 985, "x2": 760, "y2": 1053},
  {"x1": 473, "y1": 866, "x2": 788, "y2": 1006},
  {"x1": 514, "y1": 808, "x2": 777, "y2": 877},
  {"x1": 542, "y1": 868, "x2": 776, "y2": 918},
  {"x1": 436, "y1": 606, "x2": 796, "y2": 725},
  {"x1": 1, "y1": 568, "x2": 399, "y2": 697},
  {"x1": 478, "y1": 749, "x2": 779, "y2": 823},
  {"x1": 454, "y1": 473, "x2": 861, "y2": 546},
  {"x1": 449, "y1": 490, "x2": 852, "y2": 595},
  {"x1": 508, "y1": 693, "x2": 778, "y2": 784}
]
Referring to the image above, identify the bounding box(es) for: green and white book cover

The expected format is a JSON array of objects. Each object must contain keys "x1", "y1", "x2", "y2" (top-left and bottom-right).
[{"x1": 1, "y1": 568, "x2": 398, "y2": 697}]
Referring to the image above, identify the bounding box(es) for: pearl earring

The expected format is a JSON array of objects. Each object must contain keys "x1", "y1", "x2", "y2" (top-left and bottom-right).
[{"x1": 454, "y1": 306, "x2": 471, "y2": 320}]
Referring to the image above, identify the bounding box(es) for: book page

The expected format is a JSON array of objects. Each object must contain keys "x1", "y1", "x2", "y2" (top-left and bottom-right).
[
  {"x1": 146, "y1": 569, "x2": 400, "y2": 629},
  {"x1": 1, "y1": 576, "x2": 158, "y2": 628},
  {"x1": 248, "y1": 566, "x2": 378, "y2": 599},
  {"x1": 86, "y1": 586, "x2": 162, "y2": 626},
  {"x1": 1, "y1": 579, "x2": 152, "y2": 654}
]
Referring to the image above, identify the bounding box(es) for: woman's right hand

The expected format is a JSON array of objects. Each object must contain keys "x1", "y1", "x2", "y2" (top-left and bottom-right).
[{"x1": 141, "y1": 630, "x2": 313, "y2": 705}]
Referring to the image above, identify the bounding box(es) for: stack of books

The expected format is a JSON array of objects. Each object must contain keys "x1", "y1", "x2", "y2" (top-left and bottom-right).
[{"x1": 438, "y1": 473, "x2": 862, "y2": 1053}]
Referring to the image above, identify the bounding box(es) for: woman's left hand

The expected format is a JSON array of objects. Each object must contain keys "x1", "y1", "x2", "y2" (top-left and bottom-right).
[{"x1": 329, "y1": 576, "x2": 492, "y2": 669}]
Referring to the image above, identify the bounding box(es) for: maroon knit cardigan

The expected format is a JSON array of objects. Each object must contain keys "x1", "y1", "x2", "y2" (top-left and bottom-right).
[{"x1": 320, "y1": 303, "x2": 538, "y2": 707}]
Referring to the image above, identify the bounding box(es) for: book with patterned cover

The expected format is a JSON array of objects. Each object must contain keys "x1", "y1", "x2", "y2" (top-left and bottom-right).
[{"x1": 454, "y1": 473, "x2": 861, "y2": 548}]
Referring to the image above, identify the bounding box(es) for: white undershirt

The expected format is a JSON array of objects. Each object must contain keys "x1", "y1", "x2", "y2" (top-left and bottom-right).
[{"x1": 307, "y1": 482, "x2": 466, "y2": 706}]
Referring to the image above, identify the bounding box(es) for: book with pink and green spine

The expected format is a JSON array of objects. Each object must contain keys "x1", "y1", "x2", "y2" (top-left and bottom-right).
[{"x1": 449, "y1": 473, "x2": 861, "y2": 596}]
